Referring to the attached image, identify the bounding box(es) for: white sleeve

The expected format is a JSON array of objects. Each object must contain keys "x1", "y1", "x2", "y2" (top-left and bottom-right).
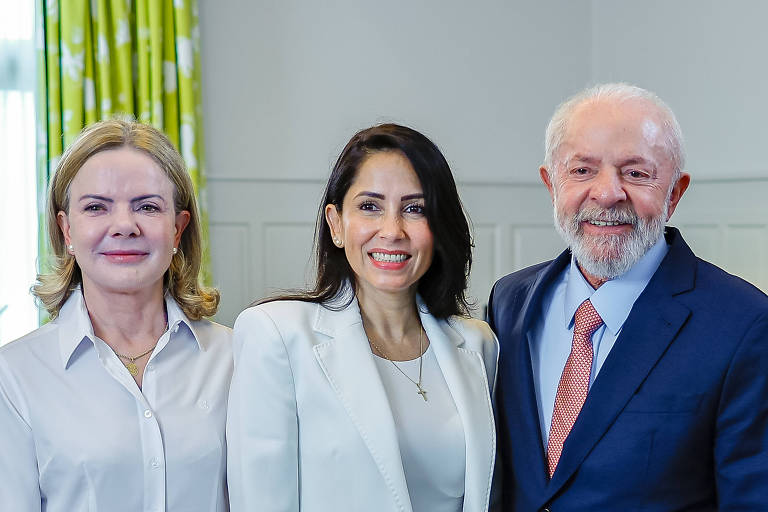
[
  {"x1": 226, "y1": 306, "x2": 299, "y2": 512},
  {"x1": 0, "y1": 356, "x2": 41, "y2": 511}
]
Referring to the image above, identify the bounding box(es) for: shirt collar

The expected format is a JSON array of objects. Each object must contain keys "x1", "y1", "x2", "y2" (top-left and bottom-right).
[
  {"x1": 57, "y1": 288, "x2": 97, "y2": 369},
  {"x1": 164, "y1": 295, "x2": 205, "y2": 351},
  {"x1": 564, "y1": 234, "x2": 669, "y2": 334},
  {"x1": 58, "y1": 287, "x2": 203, "y2": 369}
]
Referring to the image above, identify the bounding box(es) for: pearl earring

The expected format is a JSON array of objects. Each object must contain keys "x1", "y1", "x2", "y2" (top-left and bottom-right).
[
  {"x1": 67, "y1": 244, "x2": 74, "y2": 252},
  {"x1": 172, "y1": 247, "x2": 178, "y2": 255},
  {"x1": 333, "y1": 238, "x2": 343, "y2": 247}
]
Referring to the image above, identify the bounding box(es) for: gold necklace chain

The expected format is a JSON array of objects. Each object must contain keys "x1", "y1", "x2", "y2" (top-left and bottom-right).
[
  {"x1": 368, "y1": 327, "x2": 428, "y2": 402},
  {"x1": 114, "y1": 319, "x2": 168, "y2": 377}
]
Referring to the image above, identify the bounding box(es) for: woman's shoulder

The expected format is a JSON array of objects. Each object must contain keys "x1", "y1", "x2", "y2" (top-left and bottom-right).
[
  {"x1": 234, "y1": 299, "x2": 321, "y2": 332},
  {"x1": 0, "y1": 322, "x2": 59, "y2": 366},
  {"x1": 446, "y1": 315, "x2": 496, "y2": 344},
  {"x1": 187, "y1": 317, "x2": 233, "y2": 347}
]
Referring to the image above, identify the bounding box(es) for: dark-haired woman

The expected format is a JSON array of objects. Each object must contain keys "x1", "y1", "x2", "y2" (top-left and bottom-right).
[{"x1": 227, "y1": 124, "x2": 498, "y2": 512}]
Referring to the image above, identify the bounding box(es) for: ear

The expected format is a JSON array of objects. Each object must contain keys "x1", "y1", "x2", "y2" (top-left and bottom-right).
[
  {"x1": 57, "y1": 211, "x2": 74, "y2": 254},
  {"x1": 174, "y1": 210, "x2": 191, "y2": 247},
  {"x1": 665, "y1": 172, "x2": 691, "y2": 220},
  {"x1": 325, "y1": 203, "x2": 343, "y2": 243},
  {"x1": 540, "y1": 166, "x2": 556, "y2": 203}
]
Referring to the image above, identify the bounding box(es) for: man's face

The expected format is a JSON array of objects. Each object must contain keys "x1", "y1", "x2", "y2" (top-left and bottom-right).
[{"x1": 540, "y1": 99, "x2": 689, "y2": 284}]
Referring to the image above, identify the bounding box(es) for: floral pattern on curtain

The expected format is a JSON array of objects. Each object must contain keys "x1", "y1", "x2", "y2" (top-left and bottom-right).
[{"x1": 36, "y1": 0, "x2": 211, "y2": 282}]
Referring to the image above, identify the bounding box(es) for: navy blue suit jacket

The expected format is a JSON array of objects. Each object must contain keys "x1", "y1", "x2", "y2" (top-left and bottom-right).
[{"x1": 488, "y1": 228, "x2": 768, "y2": 511}]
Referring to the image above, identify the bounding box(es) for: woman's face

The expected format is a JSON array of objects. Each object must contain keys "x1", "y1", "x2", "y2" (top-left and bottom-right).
[
  {"x1": 325, "y1": 151, "x2": 434, "y2": 298},
  {"x1": 57, "y1": 147, "x2": 190, "y2": 297}
]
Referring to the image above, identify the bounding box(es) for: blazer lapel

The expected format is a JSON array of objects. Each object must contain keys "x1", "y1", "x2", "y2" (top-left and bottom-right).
[
  {"x1": 312, "y1": 298, "x2": 413, "y2": 512},
  {"x1": 544, "y1": 229, "x2": 695, "y2": 500},
  {"x1": 420, "y1": 308, "x2": 496, "y2": 512}
]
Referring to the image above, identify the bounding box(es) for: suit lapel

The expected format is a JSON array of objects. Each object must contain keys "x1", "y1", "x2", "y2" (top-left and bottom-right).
[
  {"x1": 544, "y1": 228, "x2": 696, "y2": 500},
  {"x1": 420, "y1": 308, "x2": 495, "y2": 512},
  {"x1": 312, "y1": 298, "x2": 413, "y2": 512},
  {"x1": 507, "y1": 251, "x2": 573, "y2": 494}
]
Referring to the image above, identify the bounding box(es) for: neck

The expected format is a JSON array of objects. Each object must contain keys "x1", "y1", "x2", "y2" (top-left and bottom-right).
[
  {"x1": 356, "y1": 285, "x2": 420, "y2": 346},
  {"x1": 577, "y1": 263, "x2": 608, "y2": 289},
  {"x1": 81, "y1": 279, "x2": 167, "y2": 350}
]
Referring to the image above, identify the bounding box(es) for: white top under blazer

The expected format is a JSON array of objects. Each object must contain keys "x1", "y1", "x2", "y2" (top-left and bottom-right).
[
  {"x1": 226, "y1": 292, "x2": 499, "y2": 512},
  {"x1": 0, "y1": 289, "x2": 233, "y2": 512}
]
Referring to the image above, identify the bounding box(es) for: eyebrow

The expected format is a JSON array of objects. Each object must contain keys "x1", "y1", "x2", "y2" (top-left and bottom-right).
[
  {"x1": 77, "y1": 194, "x2": 166, "y2": 203},
  {"x1": 353, "y1": 191, "x2": 424, "y2": 201},
  {"x1": 569, "y1": 154, "x2": 601, "y2": 165},
  {"x1": 569, "y1": 154, "x2": 656, "y2": 169},
  {"x1": 619, "y1": 156, "x2": 653, "y2": 167}
]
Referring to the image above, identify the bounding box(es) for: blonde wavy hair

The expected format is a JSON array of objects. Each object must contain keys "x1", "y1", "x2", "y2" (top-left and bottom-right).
[{"x1": 33, "y1": 118, "x2": 220, "y2": 320}]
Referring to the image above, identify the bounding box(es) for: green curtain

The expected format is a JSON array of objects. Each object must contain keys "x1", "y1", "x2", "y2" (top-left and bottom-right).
[{"x1": 36, "y1": 0, "x2": 211, "y2": 283}]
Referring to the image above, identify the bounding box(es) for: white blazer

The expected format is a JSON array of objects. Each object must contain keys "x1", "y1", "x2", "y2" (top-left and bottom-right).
[{"x1": 227, "y1": 293, "x2": 498, "y2": 512}]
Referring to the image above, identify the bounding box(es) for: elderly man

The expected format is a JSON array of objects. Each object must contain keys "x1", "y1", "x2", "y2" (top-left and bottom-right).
[{"x1": 489, "y1": 83, "x2": 768, "y2": 510}]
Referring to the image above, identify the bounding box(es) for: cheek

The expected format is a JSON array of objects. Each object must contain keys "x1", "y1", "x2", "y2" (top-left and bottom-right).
[
  {"x1": 631, "y1": 189, "x2": 668, "y2": 217},
  {"x1": 416, "y1": 223, "x2": 435, "y2": 253}
]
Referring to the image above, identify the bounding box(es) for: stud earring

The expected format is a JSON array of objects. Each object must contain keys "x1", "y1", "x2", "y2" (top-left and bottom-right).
[
  {"x1": 67, "y1": 244, "x2": 74, "y2": 252},
  {"x1": 172, "y1": 247, "x2": 178, "y2": 255},
  {"x1": 333, "y1": 238, "x2": 343, "y2": 247}
]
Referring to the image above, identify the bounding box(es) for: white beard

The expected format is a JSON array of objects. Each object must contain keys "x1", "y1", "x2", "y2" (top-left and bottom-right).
[{"x1": 553, "y1": 199, "x2": 669, "y2": 281}]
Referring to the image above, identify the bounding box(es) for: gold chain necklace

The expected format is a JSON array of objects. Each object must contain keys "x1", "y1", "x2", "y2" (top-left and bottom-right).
[
  {"x1": 114, "y1": 320, "x2": 168, "y2": 377},
  {"x1": 368, "y1": 327, "x2": 428, "y2": 402}
]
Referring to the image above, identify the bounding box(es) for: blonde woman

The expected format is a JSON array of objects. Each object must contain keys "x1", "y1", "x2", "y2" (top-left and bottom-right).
[{"x1": 0, "y1": 119, "x2": 232, "y2": 511}]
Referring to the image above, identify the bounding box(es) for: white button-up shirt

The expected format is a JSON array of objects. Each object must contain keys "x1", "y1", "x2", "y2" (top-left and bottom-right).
[{"x1": 0, "y1": 289, "x2": 233, "y2": 511}]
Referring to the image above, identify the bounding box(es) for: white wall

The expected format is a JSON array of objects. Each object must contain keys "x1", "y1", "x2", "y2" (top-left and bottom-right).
[
  {"x1": 200, "y1": 1, "x2": 768, "y2": 326},
  {"x1": 590, "y1": 0, "x2": 768, "y2": 180}
]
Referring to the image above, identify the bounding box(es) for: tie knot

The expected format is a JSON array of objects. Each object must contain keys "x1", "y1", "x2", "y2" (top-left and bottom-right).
[{"x1": 573, "y1": 299, "x2": 603, "y2": 336}]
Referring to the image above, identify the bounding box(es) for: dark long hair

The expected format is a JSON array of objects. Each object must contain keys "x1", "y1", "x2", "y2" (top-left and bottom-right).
[{"x1": 264, "y1": 123, "x2": 473, "y2": 319}]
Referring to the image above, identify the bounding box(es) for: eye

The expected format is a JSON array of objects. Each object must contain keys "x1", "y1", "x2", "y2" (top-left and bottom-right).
[
  {"x1": 571, "y1": 167, "x2": 591, "y2": 175},
  {"x1": 625, "y1": 168, "x2": 651, "y2": 180},
  {"x1": 83, "y1": 203, "x2": 106, "y2": 212},
  {"x1": 138, "y1": 203, "x2": 161, "y2": 212},
  {"x1": 359, "y1": 201, "x2": 379, "y2": 212},
  {"x1": 403, "y1": 202, "x2": 425, "y2": 215}
]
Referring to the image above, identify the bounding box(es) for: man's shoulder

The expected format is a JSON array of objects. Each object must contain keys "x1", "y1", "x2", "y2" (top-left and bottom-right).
[
  {"x1": 493, "y1": 259, "x2": 556, "y2": 298},
  {"x1": 691, "y1": 256, "x2": 768, "y2": 311}
]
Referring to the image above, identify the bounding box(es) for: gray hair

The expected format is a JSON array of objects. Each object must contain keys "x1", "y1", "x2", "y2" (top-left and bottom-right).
[{"x1": 543, "y1": 83, "x2": 685, "y2": 179}]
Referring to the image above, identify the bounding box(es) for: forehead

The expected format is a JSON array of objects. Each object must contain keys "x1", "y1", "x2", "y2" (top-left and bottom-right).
[
  {"x1": 349, "y1": 151, "x2": 422, "y2": 191},
  {"x1": 70, "y1": 147, "x2": 173, "y2": 194},
  {"x1": 558, "y1": 99, "x2": 672, "y2": 169}
]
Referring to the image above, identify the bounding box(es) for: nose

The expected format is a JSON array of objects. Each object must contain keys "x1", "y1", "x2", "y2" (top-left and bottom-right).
[
  {"x1": 109, "y1": 207, "x2": 140, "y2": 237},
  {"x1": 379, "y1": 211, "x2": 405, "y2": 240},
  {"x1": 591, "y1": 168, "x2": 627, "y2": 207}
]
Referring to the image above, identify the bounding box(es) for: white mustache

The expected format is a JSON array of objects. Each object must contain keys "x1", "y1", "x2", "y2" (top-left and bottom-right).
[{"x1": 574, "y1": 206, "x2": 638, "y2": 227}]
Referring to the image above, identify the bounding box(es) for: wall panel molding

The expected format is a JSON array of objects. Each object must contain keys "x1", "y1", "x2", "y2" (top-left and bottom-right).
[{"x1": 210, "y1": 178, "x2": 768, "y2": 326}]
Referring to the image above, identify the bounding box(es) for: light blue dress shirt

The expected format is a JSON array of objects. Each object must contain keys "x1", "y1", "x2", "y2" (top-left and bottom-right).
[
  {"x1": 529, "y1": 235, "x2": 669, "y2": 448},
  {"x1": 0, "y1": 288, "x2": 232, "y2": 512}
]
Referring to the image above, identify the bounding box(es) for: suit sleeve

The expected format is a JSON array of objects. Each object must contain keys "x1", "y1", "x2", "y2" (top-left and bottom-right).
[
  {"x1": 0, "y1": 356, "x2": 42, "y2": 510},
  {"x1": 714, "y1": 312, "x2": 768, "y2": 509},
  {"x1": 227, "y1": 307, "x2": 299, "y2": 512}
]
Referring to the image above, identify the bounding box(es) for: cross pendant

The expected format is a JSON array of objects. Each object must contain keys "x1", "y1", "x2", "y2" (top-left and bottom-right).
[{"x1": 417, "y1": 385, "x2": 428, "y2": 402}]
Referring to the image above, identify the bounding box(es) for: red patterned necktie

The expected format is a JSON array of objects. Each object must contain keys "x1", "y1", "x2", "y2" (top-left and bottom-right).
[{"x1": 546, "y1": 298, "x2": 603, "y2": 478}]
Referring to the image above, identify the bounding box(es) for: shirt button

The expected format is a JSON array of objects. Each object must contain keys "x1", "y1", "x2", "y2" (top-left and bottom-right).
[
  {"x1": 144, "y1": 409, "x2": 152, "y2": 418},
  {"x1": 198, "y1": 399, "x2": 209, "y2": 410},
  {"x1": 150, "y1": 457, "x2": 160, "y2": 469},
  {"x1": 146, "y1": 364, "x2": 154, "y2": 371}
]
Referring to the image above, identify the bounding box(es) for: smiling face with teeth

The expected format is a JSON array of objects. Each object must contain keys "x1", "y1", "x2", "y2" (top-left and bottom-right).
[
  {"x1": 325, "y1": 150, "x2": 434, "y2": 300},
  {"x1": 540, "y1": 98, "x2": 690, "y2": 286}
]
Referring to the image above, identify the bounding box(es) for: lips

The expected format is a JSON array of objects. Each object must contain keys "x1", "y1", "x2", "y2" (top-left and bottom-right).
[
  {"x1": 368, "y1": 249, "x2": 411, "y2": 269},
  {"x1": 100, "y1": 250, "x2": 149, "y2": 263}
]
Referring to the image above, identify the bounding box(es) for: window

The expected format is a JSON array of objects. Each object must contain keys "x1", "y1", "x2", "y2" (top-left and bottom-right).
[{"x1": 0, "y1": 0, "x2": 38, "y2": 344}]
